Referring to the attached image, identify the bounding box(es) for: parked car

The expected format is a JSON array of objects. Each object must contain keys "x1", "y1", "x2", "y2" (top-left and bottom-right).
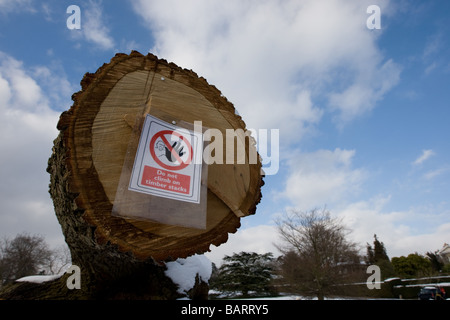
[{"x1": 418, "y1": 286, "x2": 446, "y2": 300}]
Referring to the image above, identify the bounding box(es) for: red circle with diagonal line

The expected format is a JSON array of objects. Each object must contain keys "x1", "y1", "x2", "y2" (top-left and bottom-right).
[{"x1": 150, "y1": 130, "x2": 193, "y2": 171}]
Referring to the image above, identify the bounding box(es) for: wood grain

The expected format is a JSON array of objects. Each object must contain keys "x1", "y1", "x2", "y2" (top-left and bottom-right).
[{"x1": 49, "y1": 51, "x2": 264, "y2": 262}]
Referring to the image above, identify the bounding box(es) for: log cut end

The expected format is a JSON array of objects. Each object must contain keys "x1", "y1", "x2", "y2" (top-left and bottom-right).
[{"x1": 47, "y1": 51, "x2": 264, "y2": 269}]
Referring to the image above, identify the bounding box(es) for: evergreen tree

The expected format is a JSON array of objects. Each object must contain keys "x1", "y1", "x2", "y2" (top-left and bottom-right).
[
  {"x1": 365, "y1": 234, "x2": 395, "y2": 279},
  {"x1": 426, "y1": 251, "x2": 444, "y2": 273},
  {"x1": 373, "y1": 234, "x2": 390, "y2": 262},
  {"x1": 209, "y1": 262, "x2": 220, "y2": 287},
  {"x1": 366, "y1": 242, "x2": 375, "y2": 264},
  {"x1": 211, "y1": 252, "x2": 276, "y2": 297}
]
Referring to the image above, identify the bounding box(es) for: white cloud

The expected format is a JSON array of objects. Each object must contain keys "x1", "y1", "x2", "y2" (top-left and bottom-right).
[
  {"x1": 424, "y1": 62, "x2": 437, "y2": 75},
  {"x1": 423, "y1": 167, "x2": 450, "y2": 180},
  {"x1": 0, "y1": 52, "x2": 63, "y2": 244},
  {"x1": 132, "y1": 0, "x2": 400, "y2": 137},
  {"x1": 205, "y1": 225, "x2": 281, "y2": 266},
  {"x1": 84, "y1": 1, "x2": 114, "y2": 49},
  {"x1": 421, "y1": 31, "x2": 449, "y2": 76},
  {"x1": 70, "y1": 0, "x2": 115, "y2": 50},
  {"x1": 31, "y1": 64, "x2": 75, "y2": 110},
  {"x1": 337, "y1": 197, "x2": 450, "y2": 258},
  {"x1": 328, "y1": 59, "x2": 401, "y2": 125},
  {"x1": 423, "y1": 35, "x2": 441, "y2": 59},
  {"x1": 337, "y1": 196, "x2": 409, "y2": 253},
  {"x1": 413, "y1": 149, "x2": 435, "y2": 165},
  {"x1": 280, "y1": 148, "x2": 366, "y2": 211},
  {"x1": 0, "y1": 0, "x2": 34, "y2": 13}
]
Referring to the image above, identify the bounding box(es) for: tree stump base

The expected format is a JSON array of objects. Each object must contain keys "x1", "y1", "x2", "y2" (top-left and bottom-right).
[{"x1": 0, "y1": 268, "x2": 208, "y2": 300}]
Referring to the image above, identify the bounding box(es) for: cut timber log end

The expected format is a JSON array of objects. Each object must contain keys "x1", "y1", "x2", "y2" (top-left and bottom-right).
[
  {"x1": 50, "y1": 50, "x2": 263, "y2": 262},
  {"x1": 11, "y1": 51, "x2": 264, "y2": 299}
]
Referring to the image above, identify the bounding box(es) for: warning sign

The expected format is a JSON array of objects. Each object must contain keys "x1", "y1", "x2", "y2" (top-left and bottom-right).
[
  {"x1": 129, "y1": 115, "x2": 203, "y2": 203},
  {"x1": 150, "y1": 130, "x2": 193, "y2": 171}
]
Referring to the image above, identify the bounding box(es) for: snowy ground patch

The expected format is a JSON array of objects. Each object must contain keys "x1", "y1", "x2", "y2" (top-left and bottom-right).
[
  {"x1": 16, "y1": 274, "x2": 62, "y2": 284},
  {"x1": 165, "y1": 254, "x2": 212, "y2": 295}
]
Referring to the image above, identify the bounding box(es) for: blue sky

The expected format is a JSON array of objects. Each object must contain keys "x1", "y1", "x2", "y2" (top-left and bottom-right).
[{"x1": 0, "y1": 0, "x2": 449, "y2": 266}]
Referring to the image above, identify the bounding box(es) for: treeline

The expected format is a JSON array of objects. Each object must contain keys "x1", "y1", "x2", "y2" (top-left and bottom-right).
[
  {"x1": 209, "y1": 209, "x2": 450, "y2": 299},
  {"x1": 366, "y1": 234, "x2": 450, "y2": 278},
  {"x1": 1, "y1": 209, "x2": 448, "y2": 299}
]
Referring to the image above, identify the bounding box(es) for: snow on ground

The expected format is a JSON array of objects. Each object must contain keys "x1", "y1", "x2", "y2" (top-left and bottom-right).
[
  {"x1": 16, "y1": 274, "x2": 62, "y2": 284},
  {"x1": 165, "y1": 254, "x2": 212, "y2": 294},
  {"x1": 401, "y1": 282, "x2": 450, "y2": 288}
]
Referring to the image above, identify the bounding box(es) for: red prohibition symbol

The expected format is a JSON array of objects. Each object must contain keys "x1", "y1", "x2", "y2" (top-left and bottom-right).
[{"x1": 150, "y1": 130, "x2": 193, "y2": 171}]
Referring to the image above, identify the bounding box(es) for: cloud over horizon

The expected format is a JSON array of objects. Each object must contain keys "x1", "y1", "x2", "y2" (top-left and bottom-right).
[
  {"x1": 413, "y1": 149, "x2": 435, "y2": 165},
  {"x1": 0, "y1": 52, "x2": 63, "y2": 244},
  {"x1": 280, "y1": 148, "x2": 366, "y2": 211}
]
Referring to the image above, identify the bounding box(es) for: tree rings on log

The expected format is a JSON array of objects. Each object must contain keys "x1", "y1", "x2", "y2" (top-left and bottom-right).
[{"x1": 48, "y1": 51, "x2": 264, "y2": 262}]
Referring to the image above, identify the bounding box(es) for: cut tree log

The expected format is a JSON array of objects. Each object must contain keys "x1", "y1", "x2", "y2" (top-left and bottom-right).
[{"x1": 23, "y1": 51, "x2": 263, "y2": 299}]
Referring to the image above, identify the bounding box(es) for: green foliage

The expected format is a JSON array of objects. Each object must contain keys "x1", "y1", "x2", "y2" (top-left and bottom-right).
[
  {"x1": 377, "y1": 259, "x2": 396, "y2": 280},
  {"x1": 426, "y1": 251, "x2": 444, "y2": 272},
  {"x1": 442, "y1": 264, "x2": 450, "y2": 274},
  {"x1": 372, "y1": 234, "x2": 390, "y2": 262},
  {"x1": 366, "y1": 242, "x2": 375, "y2": 265},
  {"x1": 210, "y1": 252, "x2": 276, "y2": 297},
  {"x1": 391, "y1": 253, "x2": 432, "y2": 278}
]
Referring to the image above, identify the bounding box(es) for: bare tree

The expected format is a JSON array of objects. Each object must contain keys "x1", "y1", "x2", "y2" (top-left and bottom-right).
[
  {"x1": 0, "y1": 233, "x2": 53, "y2": 285},
  {"x1": 47, "y1": 244, "x2": 72, "y2": 275},
  {"x1": 276, "y1": 208, "x2": 362, "y2": 300}
]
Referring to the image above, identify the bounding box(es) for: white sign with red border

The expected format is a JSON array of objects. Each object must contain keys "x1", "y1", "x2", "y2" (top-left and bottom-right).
[{"x1": 129, "y1": 115, "x2": 203, "y2": 203}]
